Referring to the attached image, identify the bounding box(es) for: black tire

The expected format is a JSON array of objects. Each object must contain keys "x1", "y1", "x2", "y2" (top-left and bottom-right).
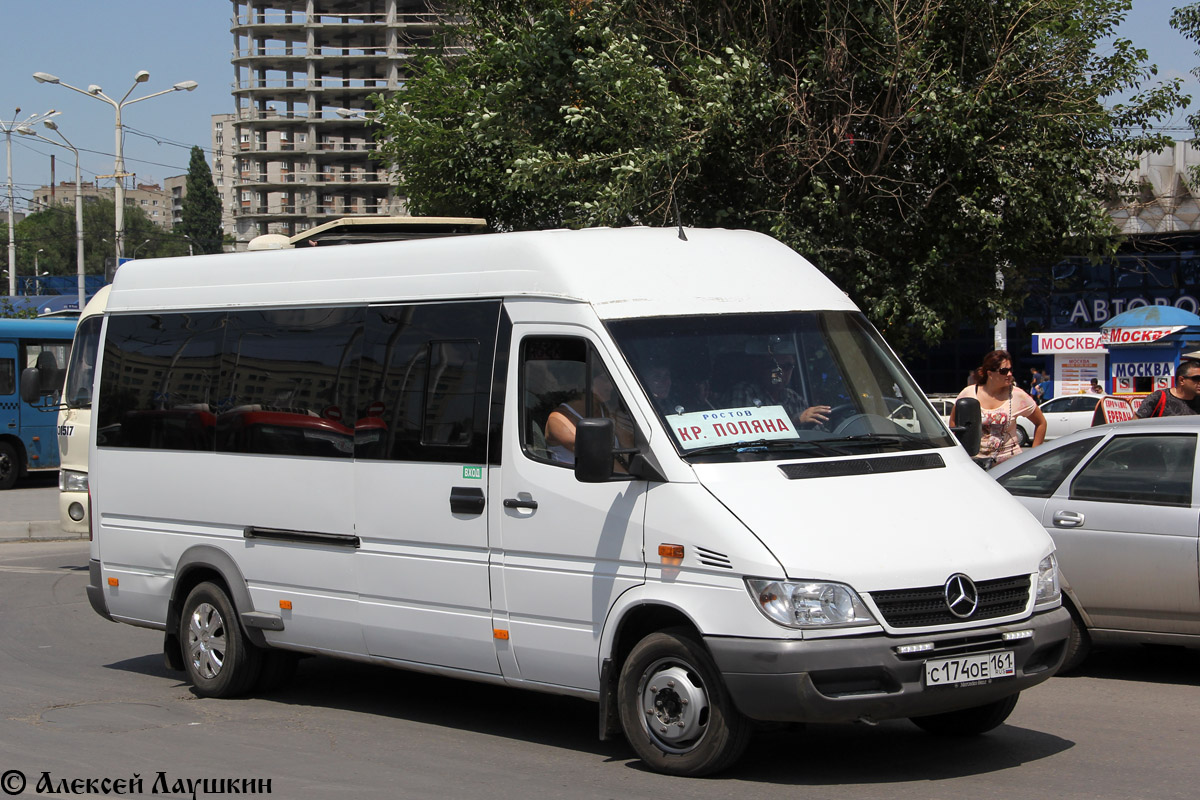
[
  {"x1": 1059, "y1": 604, "x2": 1091, "y2": 674},
  {"x1": 0, "y1": 441, "x2": 19, "y2": 491},
  {"x1": 1016, "y1": 426, "x2": 1031, "y2": 448},
  {"x1": 617, "y1": 628, "x2": 751, "y2": 777},
  {"x1": 910, "y1": 692, "x2": 1019, "y2": 736},
  {"x1": 179, "y1": 582, "x2": 261, "y2": 698}
]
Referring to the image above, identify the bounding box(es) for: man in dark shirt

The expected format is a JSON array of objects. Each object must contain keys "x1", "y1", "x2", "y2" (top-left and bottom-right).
[{"x1": 1135, "y1": 360, "x2": 1200, "y2": 418}]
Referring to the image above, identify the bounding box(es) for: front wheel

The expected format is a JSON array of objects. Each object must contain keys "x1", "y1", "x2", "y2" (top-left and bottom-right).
[
  {"x1": 179, "y1": 581, "x2": 261, "y2": 698},
  {"x1": 0, "y1": 441, "x2": 19, "y2": 490},
  {"x1": 617, "y1": 628, "x2": 750, "y2": 777},
  {"x1": 910, "y1": 692, "x2": 1019, "y2": 736}
]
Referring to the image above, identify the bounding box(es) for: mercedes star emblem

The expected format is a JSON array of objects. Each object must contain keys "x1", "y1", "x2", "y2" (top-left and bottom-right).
[{"x1": 944, "y1": 573, "x2": 979, "y2": 618}]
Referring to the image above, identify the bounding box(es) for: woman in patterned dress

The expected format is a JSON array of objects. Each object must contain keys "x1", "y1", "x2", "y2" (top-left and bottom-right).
[{"x1": 950, "y1": 350, "x2": 1046, "y2": 465}]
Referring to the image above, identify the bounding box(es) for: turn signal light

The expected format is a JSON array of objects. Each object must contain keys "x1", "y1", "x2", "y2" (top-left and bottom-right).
[
  {"x1": 658, "y1": 544, "x2": 685, "y2": 559},
  {"x1": 493, "y1": 629, "x2": 509, "y2": 640},
  {"x1": 279, "y1": 600, "x2": 293, "y2": 610},
  {"x1": 107, "y1": 577, "x2": 119, "y2": 587}
]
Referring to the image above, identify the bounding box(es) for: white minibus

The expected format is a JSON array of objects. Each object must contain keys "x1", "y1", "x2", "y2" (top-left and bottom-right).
[
  {"x1": 86, "y1": 228, "x2": 1069, "y2": 776},
  {"x1": 56, "y1": 285, "x2": 110, "y2": 533}
]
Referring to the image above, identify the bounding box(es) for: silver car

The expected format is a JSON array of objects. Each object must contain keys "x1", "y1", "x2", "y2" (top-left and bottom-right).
[{"x1": 989, "y1": 416, "x2": 1200, "y2": 671}]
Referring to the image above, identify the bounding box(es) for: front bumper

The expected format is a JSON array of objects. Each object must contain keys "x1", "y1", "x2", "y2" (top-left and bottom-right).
[{"x1": 706, "y1": 606, "x2": 1070, "y2": 723}]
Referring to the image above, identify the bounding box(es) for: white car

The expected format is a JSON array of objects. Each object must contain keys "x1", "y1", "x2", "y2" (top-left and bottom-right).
[{"x1": 1015, "y1": 395, "x2": 1101, "y2": 445}]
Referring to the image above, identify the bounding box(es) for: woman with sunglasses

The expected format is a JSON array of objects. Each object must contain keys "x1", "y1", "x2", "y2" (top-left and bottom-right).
[{"x1": 949, "y1": 350, "x2": 1046, "y2": 467}]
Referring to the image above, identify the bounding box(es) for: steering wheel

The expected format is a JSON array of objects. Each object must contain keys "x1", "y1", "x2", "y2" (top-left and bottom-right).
[
  {"x1": 830, "y1": 412, "x2": 906, "y2": 437},
  {"x1": 820, "y1": 404, "x2": 859, "y2": 431}
]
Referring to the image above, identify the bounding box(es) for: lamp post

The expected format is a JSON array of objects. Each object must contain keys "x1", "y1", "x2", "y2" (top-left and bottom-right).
[
  {"x1": 3, "y1": 107, "x2": 59, "y2": 296},
  {"x1": 40, "y1": 120, "x2": 85, "y2": 311},
  {"x1": 132, "y1": 239, "x2": 151, "y2": 259},
  {"x1": 32, "y1": 71, "x2": 197, "y2": 266}
]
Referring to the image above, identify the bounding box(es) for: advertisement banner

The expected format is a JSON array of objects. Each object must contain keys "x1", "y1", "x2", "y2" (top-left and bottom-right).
[{"x1": 1054, "y1": 354, "x2": 1105, "y2": 396}]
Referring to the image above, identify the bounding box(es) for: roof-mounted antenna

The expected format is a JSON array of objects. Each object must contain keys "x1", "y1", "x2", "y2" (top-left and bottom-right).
[{"x1": 668, "y1": 159, "x2": 687, "y2": 241}]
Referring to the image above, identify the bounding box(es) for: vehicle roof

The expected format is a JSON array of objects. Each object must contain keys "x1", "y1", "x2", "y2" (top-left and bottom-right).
[
  {"x1": 989, "y1": 414, "x2": 1200, "y2": 476},
  {"x1": 106, "y1": 227, "x2": 858, "y2": 320},
  {"x1": 0, "y1": 316, "x2": 78, "y2": 338}
]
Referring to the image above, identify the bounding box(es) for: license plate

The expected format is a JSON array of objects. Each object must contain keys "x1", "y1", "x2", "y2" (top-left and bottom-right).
[{"x1": 924, "y1": 651, "x2": 1015, "y2": 687}]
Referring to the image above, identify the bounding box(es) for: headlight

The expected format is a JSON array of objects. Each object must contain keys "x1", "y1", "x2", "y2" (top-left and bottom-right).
[
  {"x1": 746, "y1": 579, "x2": 876, "y2": 629},
  {"x1": 60, "y1": 469, "x2": 88, "y2": 493},
  {"x1": 1035, "y1": 553, "x2": 1061, "y2": 607}
]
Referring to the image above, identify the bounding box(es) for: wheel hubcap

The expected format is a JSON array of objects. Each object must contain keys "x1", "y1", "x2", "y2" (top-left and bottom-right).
[
  {"x1": 638, "y1": 660, "x2": 710, "y2": 753},
  {"x1": 187, "y1": 602, "x2": 227, "y2": 680}
]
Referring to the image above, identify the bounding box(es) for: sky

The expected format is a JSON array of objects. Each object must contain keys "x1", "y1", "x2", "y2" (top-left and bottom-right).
[{"x1": 2, "y1": 1, "x2": 1200, "y2": 214}]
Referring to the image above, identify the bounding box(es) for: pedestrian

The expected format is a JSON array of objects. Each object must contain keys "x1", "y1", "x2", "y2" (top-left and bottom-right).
[
  {"x1": 950, "y1": 350, "x2": 1047, "y2": 468},
  {"x1": 1028, "y1": 367, "x2": 1042, "y2": 395},
  {"x1": 1134, "y1": 360, "x2": 1200, "y2": 418},
  {"x1": 1089, "y1": 378, "x2": 1103, "y2": 394}
]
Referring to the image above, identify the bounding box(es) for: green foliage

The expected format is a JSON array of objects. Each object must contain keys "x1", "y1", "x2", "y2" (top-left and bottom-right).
[
  {"x1": 178, "y1": 145, "x2": 224, "y2": 254},
  {"x1": 4, "y1": 198, "x2": 189, "y2": 293},
  {"x1": 373, "y1": 0, "x2": 1186, "y2": 350},
  {"x1": 0, "y1": 297, "x2": 37, "y2": 318}
]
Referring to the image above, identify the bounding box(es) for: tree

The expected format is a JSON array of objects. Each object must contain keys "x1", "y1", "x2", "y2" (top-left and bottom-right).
[
  {"x1": 178, "y1": 145, "x2": 223, "y2": 254},
  {"x1": 5, "y1": 198, "x2": 188, "y2": 289},
  {"x1": 374, "y1": 0, "x2": 1186, "y2": 350}
]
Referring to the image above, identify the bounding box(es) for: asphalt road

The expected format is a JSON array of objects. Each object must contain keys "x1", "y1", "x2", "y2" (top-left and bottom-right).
[
  {"x1": 0, "y1": 539, "x2": 1196, "y2": 799},
  {"x1": 0, "y1": 473, "x2": 64, "y2": 541}
]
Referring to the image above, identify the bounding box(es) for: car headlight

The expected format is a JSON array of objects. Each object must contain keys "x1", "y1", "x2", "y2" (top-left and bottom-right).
[
  {"x1": 746, "y1": 579, "x2": 877, "y2": 629},
  {"x1": 60, "y1": 469, "x2": 89, "y2": 493},
  {"x1": 1035, "y1": 553, "x2": 1061, "y2": 608}
]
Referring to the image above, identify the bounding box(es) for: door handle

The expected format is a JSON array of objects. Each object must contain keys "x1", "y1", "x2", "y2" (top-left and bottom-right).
[
  {"x1": 449, "y1": 487, "x2": 485, "y2": 515},
  {"x1": 1052, "y1": 510, "x2": 1084, "y2": 528},
  {"x1": 503, "y1": 498, "x2": 539, "y2": 510}
]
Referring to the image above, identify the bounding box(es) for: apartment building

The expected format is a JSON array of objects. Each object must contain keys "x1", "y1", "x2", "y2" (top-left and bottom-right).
[
  {"x1": 230, "y1": 0, "x2": 443, "y2": 241},
  {"x1": 30, "y1": 182, "x2": 173, "y2": 229}
]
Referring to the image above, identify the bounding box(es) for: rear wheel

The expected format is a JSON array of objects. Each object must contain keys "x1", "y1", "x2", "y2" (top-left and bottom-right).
[
  {"x1": 910, "y1": 692, "x2": 1019, "y2": 736},
  {"x1": 179, "y1": 582, "x2": 261, "y2": 698},
  {"x1": 617, "y1": 628, "x2": 751, "y2": 777},
  {"x1": 0, "y1": 441, "x2": 19, "y2": 490}
]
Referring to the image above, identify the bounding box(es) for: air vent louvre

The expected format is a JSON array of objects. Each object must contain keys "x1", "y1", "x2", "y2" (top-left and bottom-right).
[
  {"x1": 694, "y1": 546, "x2": 732, "y2": 569},
  {"x1": 779, "y1": 453, "x2": 944, "y2": 480}
]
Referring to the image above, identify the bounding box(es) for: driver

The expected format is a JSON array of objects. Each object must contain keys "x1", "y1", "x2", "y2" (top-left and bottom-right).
[{"x1": 729, "y1": 352, "x2": 831, "y2": 428}]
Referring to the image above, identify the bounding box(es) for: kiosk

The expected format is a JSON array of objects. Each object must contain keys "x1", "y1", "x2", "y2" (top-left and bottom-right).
[{"x1": 1101, "y1": 306, "x2": 1200, "y2": 395}]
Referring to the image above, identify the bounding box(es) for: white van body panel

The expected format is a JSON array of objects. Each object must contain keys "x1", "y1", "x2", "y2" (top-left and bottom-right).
[{"x1": 691, "y1": 451, "x2": 1052, "y2": 596}]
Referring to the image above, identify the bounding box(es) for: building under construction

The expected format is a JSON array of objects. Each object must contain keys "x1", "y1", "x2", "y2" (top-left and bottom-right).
[{"x1": 230, "y1": 0, "x2": 443, "y2": 241}]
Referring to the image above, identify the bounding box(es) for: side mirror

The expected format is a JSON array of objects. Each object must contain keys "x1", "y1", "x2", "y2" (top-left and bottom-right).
[
  {"x1": 19, "y1": 368, "x2": 48, "y2": 403},
  {"x1": 574, "y1": 418, "x2": 615, "y2": 483},
  {"x1": 951, "y1": 397, "x2": 982, "y2": 457}
]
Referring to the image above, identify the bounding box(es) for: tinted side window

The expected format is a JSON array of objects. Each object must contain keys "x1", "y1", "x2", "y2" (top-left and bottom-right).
[
  {"x1": 356, "y1": 301, "x2": 499, "y2": 464},
  {"x1": 997, "y1": 437, "x2": 1102, "y2": 497},
  {"x1": 97, "y1": 312, "x2": 226, "y2": 450},
  {"x1": 216, "y1": 307, "x2": 364, "y2": 459},
  {"x1": 64, "y1": 315, "x2": 103, "y2": 408},
  {"x1": 1071, "y1": 434, "x2": 1196, "y2": 506},
  {"x1": 0, "y1": 359, "x2": 13, "y2": 395}
]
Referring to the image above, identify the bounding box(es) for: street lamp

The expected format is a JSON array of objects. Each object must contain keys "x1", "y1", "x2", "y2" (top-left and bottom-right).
[
  {"x1": 41, "y1": 119, "x2": 85, "y2": 311},
  {"x1": 32, "y1": 70, "x2": 197, "y2": 265},
  {"x1": 3, "y1": 107, "x2": 59, "y2": 296},
  {"x1": 132, "y1": 239, "x2": 151, "y2": 259}
]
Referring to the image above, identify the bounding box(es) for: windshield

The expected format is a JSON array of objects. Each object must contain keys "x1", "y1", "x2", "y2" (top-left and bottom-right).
[{"x1": 607, "y1": 311, "x2": 955, "y2": 461}]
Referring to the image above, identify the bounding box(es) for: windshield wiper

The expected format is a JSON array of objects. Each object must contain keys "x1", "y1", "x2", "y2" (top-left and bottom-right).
[
  {"x1": 683, "y1": 439, "x2": 845, "y2": 458},
  {"x1": 814, "y1": 432, "x2": 919, "y2": 449}
]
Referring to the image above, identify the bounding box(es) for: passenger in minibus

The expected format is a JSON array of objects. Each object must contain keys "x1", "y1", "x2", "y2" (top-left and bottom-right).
[{"x1": 729, "y1": 352, "x2": 832, "y2": 427}]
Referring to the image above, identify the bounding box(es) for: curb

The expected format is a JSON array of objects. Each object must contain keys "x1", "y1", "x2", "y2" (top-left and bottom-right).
[{"x1": 0, "y1": 521, "x2": 87, "y2": 543}]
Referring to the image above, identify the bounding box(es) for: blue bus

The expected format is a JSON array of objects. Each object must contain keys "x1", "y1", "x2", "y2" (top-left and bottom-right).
[{"x1": 1, "y1": 316, "x2": 77, "y2": 489}]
